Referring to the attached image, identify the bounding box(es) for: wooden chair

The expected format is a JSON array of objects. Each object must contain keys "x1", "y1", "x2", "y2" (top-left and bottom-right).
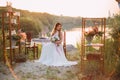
[{"x1": 25, "y1": 32, "x2": 38, "y2": 59}]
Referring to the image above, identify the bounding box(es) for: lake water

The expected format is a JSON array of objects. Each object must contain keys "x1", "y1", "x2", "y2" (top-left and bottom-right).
[
  {"x1": 38, "y1": 28, "x2": 109, "y2": 47},
  {"x1": 35, "y1": 28, "x2": 82, "y2": 47},
  {"x1": 65, "y1": 28, "x2": 82, "y2": 47},
  {"x1": 65, "y1": 27, "x2": 110, "y2": 47}
]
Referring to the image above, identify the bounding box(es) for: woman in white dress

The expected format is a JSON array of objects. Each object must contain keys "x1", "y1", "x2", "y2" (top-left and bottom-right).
[{"x1": 36, "y1": 23, "x2": 77, "y2": 66}]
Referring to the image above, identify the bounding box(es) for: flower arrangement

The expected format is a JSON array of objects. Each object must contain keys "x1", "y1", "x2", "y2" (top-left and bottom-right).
[
  {"x1": 84, "y1": 26, "x2": 103, "y2": 38},
  {"x1": 51, "y1": 36, "x2": 59, "y2": 43},
  {"x1": 50, "y1": 36, "x2": 60, "y2": 46},
  {"x1": 7, "y1": 34, "x2": 21, "y2": 41},
  {"x1": 84, "y1": 26, "x2": 103, "y2": 44}
]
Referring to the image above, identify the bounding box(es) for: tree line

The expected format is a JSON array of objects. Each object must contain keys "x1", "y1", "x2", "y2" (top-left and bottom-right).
[{"x1": 0, "y1": 7, "x2": 82, "y2": 38}]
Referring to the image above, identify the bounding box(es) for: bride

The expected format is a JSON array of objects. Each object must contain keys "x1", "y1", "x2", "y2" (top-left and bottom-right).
[{"x1": 35, "y1": 22, "x2": 77, "y2": 66}]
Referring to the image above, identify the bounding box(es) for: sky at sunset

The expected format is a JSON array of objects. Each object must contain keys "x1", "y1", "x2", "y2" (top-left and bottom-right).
[{"x1": 0, "y1": 0, "x2": 119, "y2": 17}]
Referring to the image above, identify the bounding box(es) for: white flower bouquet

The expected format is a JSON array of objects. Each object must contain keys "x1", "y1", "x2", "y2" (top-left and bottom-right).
[{"x1": 51, "y1": 36, "x2": 59, "y2": 43}]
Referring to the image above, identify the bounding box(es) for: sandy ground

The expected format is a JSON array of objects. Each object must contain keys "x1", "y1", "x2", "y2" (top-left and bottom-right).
[
  {"x1": 0, "y1": 46, "x2": 110, "y2": 80},
  {"x1": 0, "y1": 59, "x2": 109, "y2": 80},
  {"x1": 0, "y1": 61, "x2": 81, "y2": 80},
  {"x1": 0, "y1": 49, "x2": 81, "y2": 80}
]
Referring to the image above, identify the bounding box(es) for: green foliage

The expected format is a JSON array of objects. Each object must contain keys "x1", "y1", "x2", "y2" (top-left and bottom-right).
[
  {"x1": 20, "y1": 17, "x2": 41, "y2": 36},
  {"x1": 104, "y1": 39, "x2": 117, "y2": 75},
  {"x1": 6, "y1": 34, "x2": 21, "y2": 40},
  {"x1": 56, "y1": 16, "x2": 82, "y2": 30},
  {"x1": 107, "y1": 14, "x2": 120, "y2": 79},
  {"x1": 109, "y1": 15, "x2": 120, "y2": 39},
  {"x1": 115, "y1": 60, "x2": 120, "y2": 71},
  {"x1": 108, "y1": 15, "x2": 120, "y2": 57}
]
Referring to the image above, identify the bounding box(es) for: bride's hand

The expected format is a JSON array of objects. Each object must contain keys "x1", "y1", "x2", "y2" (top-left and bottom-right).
[{"x1": 55, "y1": 40, "x2": 61, "y2": 45}]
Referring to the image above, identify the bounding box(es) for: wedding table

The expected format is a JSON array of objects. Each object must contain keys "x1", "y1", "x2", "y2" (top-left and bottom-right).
[{"x1": 30, "y1": 37, "x2": 51, "y2": 46}]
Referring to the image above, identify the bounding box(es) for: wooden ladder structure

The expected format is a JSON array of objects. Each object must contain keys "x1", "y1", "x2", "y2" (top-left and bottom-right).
[{"x1": 81, "y1": 18, "x2": 106, "y2": 74}]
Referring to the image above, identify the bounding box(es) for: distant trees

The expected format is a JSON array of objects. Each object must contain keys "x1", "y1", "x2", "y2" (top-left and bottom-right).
[
  {"x1": 0, "y1": 7, "x2": 83, "y2": 37},
  {"x1": 20, "y1": 17, "x2": 41, "y2": 36},
  {"x1": 16, "y1": 9, "x2": 82, "y2": 37}
]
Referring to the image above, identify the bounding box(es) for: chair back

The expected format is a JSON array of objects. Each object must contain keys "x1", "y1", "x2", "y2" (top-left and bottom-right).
[
  {"x1": 25, "y1": 32, "x2": 32, "y2": 46},
  {"x1": 26, "y1": 32, "x2": 32, "y2": 42}
]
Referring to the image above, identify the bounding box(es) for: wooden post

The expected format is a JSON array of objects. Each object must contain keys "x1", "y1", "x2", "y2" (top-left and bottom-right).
[
  {"x1": 37, "y1": 46, "x2": 38, "y2": 59},
  {"x1": 81, "y1": 18, "x2": 84, "y2": 71},
  {"x1": 17, "y1": 16, "x2": 21, "y2": 54},
  {"x1": 2, "y1": 11, "x2": 20, "y2": 65},
  {"x1": 63, "y1": 31, "x2": 66, "y2": 57},
  {"x1": 2, "y1": 13, "x2": 6, "y2": 63},
  {"x1": 9, "y1": 12, "x2": 12, "y2": 65},
  {"x1": 33, "y1": 42, "x2": 35, "y2": 59}
]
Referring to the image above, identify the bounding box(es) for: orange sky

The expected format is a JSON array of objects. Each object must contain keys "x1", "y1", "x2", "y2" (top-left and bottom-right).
[{"x1": 0, "y1": 0, "x2": 119, "y2": 17}]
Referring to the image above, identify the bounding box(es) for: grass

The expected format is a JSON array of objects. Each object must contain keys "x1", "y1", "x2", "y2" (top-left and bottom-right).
[{"x1": 75, "y1": 38, "x2": 117, "y2": 79}]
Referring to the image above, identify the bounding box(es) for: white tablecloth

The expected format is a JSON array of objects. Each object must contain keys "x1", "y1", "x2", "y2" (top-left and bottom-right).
[{"x1": 30, "y1": 38, "x2": 51, "y2": 46}]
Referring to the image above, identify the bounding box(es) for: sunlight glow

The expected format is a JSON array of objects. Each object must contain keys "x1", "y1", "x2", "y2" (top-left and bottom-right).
[{"x1": 0, "y1": 0, "x2": 119, "y2": 17}]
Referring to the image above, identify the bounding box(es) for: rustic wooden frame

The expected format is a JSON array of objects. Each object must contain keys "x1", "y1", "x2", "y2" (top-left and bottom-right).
[
  {"x1": 2, "y1": 12, "x2": 20, "y2": 65},
  {"x1": 81, "y1": 17, "x2": 106, "y2": 74}
]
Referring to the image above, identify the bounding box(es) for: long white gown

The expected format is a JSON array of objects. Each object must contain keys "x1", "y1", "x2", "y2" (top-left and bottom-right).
[{"x1": 35, "y1": 31, "x2": 77, "y2": 66}]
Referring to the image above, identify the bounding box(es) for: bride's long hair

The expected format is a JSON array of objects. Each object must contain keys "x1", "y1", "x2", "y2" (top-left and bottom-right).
[{"x1": 51, "y1": 22, "x2": 62, "y2": 38}]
